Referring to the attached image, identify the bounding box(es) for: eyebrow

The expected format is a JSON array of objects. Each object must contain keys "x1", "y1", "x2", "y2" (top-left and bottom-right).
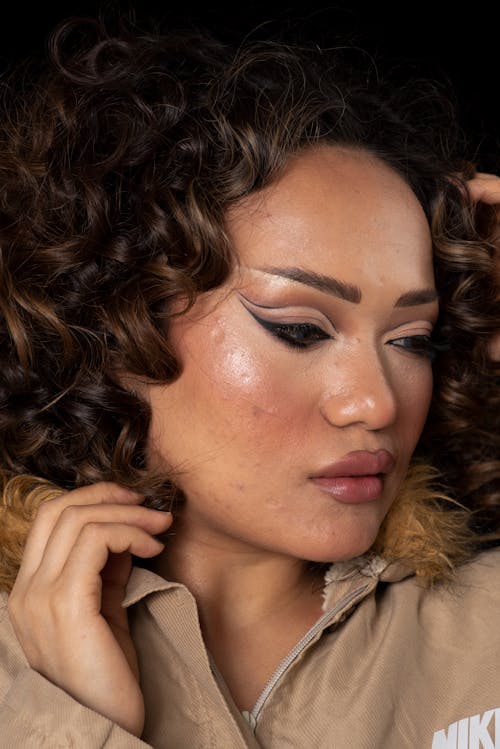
[
  {"x1": 394, "y1": 288, "x2": 438, "y2": 307},
  {"x1": 259, "y1": 266, "x2": 362, "y2": 303},
  {"x1": 258, "y1": 266, "x2": 438, "y2": 307}
]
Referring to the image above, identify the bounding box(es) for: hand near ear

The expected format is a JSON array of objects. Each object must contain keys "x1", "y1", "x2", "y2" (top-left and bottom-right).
[{"x1": 7, "y1": 483, "x2": 173, "y2": 737}]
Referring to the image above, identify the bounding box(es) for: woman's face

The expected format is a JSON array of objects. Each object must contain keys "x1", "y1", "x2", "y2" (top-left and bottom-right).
[{"x1": 145, "y1": 147, "x2": 438, "y2": 562}]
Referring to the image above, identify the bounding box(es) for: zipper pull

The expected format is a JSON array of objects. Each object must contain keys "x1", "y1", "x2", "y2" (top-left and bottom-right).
[{"x1": 242, "y1": 710, "x2": 257, "y2": 732}]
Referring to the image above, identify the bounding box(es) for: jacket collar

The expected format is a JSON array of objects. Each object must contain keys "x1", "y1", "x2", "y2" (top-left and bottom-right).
[
  {"x1": 123, "y1": 555, "x2": 415, "y2": 611},
  {"x1": 321, "y1": 554, "x2": 415, "y2": 611}
]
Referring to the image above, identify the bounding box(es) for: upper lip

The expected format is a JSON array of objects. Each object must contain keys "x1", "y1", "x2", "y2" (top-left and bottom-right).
[{"x1": 311, "y1": 450, "x2": 396, "y2": 478}]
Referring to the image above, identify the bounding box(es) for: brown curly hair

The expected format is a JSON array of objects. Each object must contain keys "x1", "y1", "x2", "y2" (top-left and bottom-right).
[{"x1": 0, "y1": 16, "x2": 498, "y2": 586}]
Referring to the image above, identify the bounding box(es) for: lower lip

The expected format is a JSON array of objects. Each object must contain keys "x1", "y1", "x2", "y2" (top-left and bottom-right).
[{"x1": 311, "y1": 475, "x2": 384, "y2": 503}]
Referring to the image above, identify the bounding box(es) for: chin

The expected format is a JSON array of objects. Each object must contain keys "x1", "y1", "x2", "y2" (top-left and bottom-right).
[{"x1": 294, "y1": 524, "x2": 382, "y2": 564}]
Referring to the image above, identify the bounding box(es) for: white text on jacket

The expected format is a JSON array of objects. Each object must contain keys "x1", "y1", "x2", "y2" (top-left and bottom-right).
[{"x1": 432, "y1": 708, "x2": 500, "y2": 749}]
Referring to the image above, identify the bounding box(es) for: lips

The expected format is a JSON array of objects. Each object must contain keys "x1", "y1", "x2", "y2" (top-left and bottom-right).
[
  {"x1": 310, "y1": 450, "x2": 395, "y2": 504},
  {"x1": 311, "y1": 450, "x2": 395, "y2": 479}
]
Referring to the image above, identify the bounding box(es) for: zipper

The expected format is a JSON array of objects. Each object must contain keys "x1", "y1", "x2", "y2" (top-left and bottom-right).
[{"x1": 245, "y1": 583, "x2": 368, "y2": 731}]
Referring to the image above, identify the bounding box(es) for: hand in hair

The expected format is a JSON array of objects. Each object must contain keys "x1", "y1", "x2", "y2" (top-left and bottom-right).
[
  {"x1": 466, "y1": 172, "x2": 500, "y2": 205},
  {"x1": 7, "y1": 483, "x2": 172, "y2": 737}
]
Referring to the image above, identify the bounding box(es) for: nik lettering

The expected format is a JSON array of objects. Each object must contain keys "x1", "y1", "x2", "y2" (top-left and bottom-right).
[{"x1": 432, "y1": 708, "x2": 500, "y2": 749}]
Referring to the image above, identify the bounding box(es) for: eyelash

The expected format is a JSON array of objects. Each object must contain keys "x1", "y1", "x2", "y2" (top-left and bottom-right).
[
  {"x1": 249, "y1": 312, "x2": 445, "y2": 360},
  {"x1": 255, "y1": 318, "x2": 331, "y2": 349},
  {"x1": 387, "y1": 335, "x2": 445, "y2": 362}
]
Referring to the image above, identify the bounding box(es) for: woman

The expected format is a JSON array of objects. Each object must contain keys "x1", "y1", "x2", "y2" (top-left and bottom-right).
[{"x1": 0, "y1": 16, "x2": 499, "y2": 748}]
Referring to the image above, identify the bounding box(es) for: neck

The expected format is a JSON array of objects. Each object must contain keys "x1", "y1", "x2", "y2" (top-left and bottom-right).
[
  {"x1": 154, "y1": 520, "x2": 323, "y2": 633},
  {"x1": 154, "y1": 516, "x2": 326, "y2": 711}
]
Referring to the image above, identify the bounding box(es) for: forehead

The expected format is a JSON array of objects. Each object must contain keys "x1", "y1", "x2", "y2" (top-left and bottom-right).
[{"x1": 226, "y1": 146, "x2": 434, "y2": 291}]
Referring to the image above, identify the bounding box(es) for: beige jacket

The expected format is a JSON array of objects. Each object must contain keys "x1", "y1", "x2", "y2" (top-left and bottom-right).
[{"x1": 0, "y1": 549, "x2": 499, "y2": 748}]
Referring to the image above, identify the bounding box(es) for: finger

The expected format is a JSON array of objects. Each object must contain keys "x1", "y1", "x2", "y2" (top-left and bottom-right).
[
  {"x1": 489, "y1": 335, "x2": 500, "y2": 361},
  {"x1": 473, "y1": 172, "x2": 500, "y2": 181},
  {"x1": 466, "y1": 174, "x2": 500, "y2": 205},
  {"x1": 58, "y1": 522, "x2": 165, "y2": 605},
  {"x1": 10, "y1": 524, "x2": 165, "y2": 669},
  {"x1": 16, "y1": 483, "x2": 146, "y2": 583},
  {"x1": 34, "y1": 504, "x2": 172, "y2": 582}
]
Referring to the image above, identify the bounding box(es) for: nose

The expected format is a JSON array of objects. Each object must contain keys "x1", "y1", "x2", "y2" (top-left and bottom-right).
[{"x1": 319, "y1": 352, "x2": 398, "y2": 431}]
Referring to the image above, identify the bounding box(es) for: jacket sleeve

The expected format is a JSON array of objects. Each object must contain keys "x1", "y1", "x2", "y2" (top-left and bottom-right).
[{"x1": 0, "y1": 668, "x2": 152, "y2": 748}]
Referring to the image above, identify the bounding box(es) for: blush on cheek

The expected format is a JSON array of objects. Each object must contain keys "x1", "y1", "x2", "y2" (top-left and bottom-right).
[
  {"x1": 211, "y1": 337, "x2": 286, "y2": 420},
  {"x1": 219, "y1": 347, "x2": 261, "y2": 388}
]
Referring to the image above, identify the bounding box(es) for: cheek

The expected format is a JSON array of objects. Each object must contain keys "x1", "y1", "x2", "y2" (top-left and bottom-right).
[
  {"x1": 165, "y1": 321, "x2": 301, "y2": 459},
  {"x1": 195, "y1": 329, "x2": 326, "y2": 475},
  {"x1": 214, "y1": 342, "x2": 272, "y2": 400},
  {"x1": 206, "y1": 322, "x2": 294, "y2": 421},
  {"x1": 399, "y1": 365, "x2": 433, "y2": 445}
]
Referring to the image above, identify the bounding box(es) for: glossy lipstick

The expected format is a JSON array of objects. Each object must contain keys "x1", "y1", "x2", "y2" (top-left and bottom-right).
[{"x1": 310, "y1": 450, "x2": 395, "y2": 504}]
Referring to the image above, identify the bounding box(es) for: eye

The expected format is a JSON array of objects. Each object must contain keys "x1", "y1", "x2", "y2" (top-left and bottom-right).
[
  {"x1": 387, "y1": 334, "x2": 446, "y2": 362},
  {"x1": 248, "y1": 310, "x2": 331, "y2": 350}
]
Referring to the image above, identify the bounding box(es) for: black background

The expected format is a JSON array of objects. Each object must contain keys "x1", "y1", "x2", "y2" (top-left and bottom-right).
[{"x1": 1, "y1": 1, "x2": 498, "y2": 171}]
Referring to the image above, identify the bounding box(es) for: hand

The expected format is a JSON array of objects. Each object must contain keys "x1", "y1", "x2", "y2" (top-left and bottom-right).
[
  {"x1": 466, "y1": 171, "x2": 500, "y2": 207},
  {"x1": 7, "y1": 482, "x2": 172, "y2": 737},
  {"x1": 466, "y1": 172, "x2": 500, "y2": 360}
]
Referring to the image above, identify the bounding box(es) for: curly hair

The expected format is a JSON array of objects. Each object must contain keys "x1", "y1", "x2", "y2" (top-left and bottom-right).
[{"x1": 0, "y1": 16, "x2": 498, "y2": 587}]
